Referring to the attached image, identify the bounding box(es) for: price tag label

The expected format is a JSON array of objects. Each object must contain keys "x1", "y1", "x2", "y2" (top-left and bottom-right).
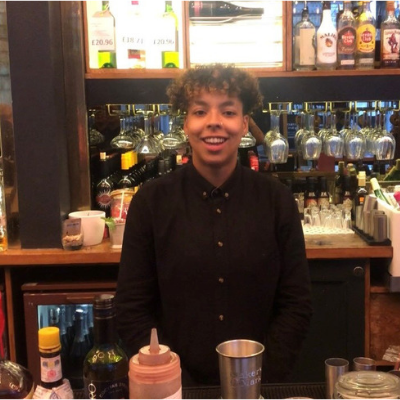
[{"x1": 89, "y1": 15, "x2": 115, "y2": 51}]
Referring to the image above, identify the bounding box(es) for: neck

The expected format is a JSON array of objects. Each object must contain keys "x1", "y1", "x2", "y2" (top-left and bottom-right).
[{"x1": 192, "y1": 157, "x2": 237, "y2": 188}]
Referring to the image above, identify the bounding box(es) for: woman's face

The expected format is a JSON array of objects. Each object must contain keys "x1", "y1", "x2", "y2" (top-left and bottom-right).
[{"x1": 184, "y1": 90, "x2": 249, "y2": 174}]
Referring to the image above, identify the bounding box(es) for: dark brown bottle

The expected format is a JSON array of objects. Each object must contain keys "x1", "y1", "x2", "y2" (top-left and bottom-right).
[
  {"x1": 0, "y1": 360, "x2": 34, "y2": 399},
  {"x1": 304, "y1": 177, "x2": 318, "y2": 208}
]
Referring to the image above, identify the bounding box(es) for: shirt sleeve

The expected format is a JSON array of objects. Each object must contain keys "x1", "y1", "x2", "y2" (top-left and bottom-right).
[
  {"x1": 263, "y1": 185, "x2": 313, "y2": 382},
  {"x1": 115, "y1": 188, "x2": 159, "y2": 358}
]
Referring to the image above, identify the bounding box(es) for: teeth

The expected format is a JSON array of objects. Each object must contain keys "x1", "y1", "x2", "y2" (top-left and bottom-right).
[{"x1": 204, "y1": 137, "x2": 225, "y2": 144}]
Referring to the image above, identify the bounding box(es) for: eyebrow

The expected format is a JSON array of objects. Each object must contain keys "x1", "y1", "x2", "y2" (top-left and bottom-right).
[{"x1": 192, "y1": 99, "x2": 238, "y2": 107}]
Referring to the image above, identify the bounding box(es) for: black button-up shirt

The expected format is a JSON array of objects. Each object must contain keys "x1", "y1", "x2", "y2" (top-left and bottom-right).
[{"x1": 116, "y1": 162, "x2": 312, "y2": 385}]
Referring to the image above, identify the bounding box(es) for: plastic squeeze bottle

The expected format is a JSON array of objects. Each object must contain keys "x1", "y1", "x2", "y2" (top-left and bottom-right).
[{"x1": 129, "y1": 328, "x2": 182, "y2": 399}]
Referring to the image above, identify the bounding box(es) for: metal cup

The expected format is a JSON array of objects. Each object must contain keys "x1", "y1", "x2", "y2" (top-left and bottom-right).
[
  {"x1": 216, "y1": 339, "x2": 264, "y2": 399},
  {"x1": 353, "y1": 357, "x2": 376, "y2": 371},
  {"x1": 325, "y1": 358, "x2": 349, "y2": 399}
]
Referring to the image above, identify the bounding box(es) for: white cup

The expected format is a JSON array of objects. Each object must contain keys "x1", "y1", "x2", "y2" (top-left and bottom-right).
[{"x1": 68, "y1": 210, "x2": 105, "y2": 246}]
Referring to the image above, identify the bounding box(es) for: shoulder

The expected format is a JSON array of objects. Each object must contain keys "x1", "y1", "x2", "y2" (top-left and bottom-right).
[{"x1": 241, "y1": 167, "x2": 291, "y2": 196}]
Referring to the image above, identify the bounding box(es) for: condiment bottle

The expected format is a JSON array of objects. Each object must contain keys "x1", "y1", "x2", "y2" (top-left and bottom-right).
[{"x1": 129, "y1": 328, "x2": 182, "y2": 399}]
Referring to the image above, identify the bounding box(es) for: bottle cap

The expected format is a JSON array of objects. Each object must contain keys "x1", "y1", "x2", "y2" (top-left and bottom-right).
[
  {"x1": 138, "y1": 328, "x2": 172, "y2": 366},
  {"x1": 38, "y1": 327, "x2": 61, "y2": 350},
  {"x1": 370, "y1": 177, "x2": 380, "y2": 191}
]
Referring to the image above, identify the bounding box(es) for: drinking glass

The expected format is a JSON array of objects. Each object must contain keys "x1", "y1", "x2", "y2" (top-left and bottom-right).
[
  {"x1": 88, "y1": 109, "x2": 105, "y2": 146},
  {"x1": 344, "y1": 114, "x2": 366, "y2": 160},
  {"x1": 264, "y1": 110, "x2": 289, "y2": 164},
  {"x1": 374, "y1": 111, "x2": 396, "y2": 161},
  {"x1": 161, "y1": 115, "x2": 187, "y2": 154},
  {"x1": 135, "y1": 114, "x2": 163, "y2": 157},
  {"x1": 323, "y1": 112, "x2": 344, "y2": 158},
  {"x1": 300, "y1": 114, "x2": 322, "y2": 163}
]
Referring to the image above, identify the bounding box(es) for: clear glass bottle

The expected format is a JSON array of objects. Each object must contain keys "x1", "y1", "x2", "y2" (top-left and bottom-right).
[
  {"x1": 83, "y1": 294, "x2": 129, "y2": 399},
  {"x1": 337, "y1": 1, "x2": 356, "y2": 69},
  {"x1": 356, "y1": 1, "x2": 376, "y2": 69},
  {"x1": 293, "y1": 3, "x2": 316, "y2": 71},
  {"x1": 380, "y1": 1, "x2": 400, "y2": 68},
  {"x1": 316, "y1": 1, "x2": 337, "y2": 70},
  {"x1": 162, "y1": 1, "x2": 180, "y2": 68}
]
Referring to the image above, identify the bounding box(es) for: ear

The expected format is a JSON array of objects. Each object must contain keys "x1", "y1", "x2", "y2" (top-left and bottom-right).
[{"x1": 243, "y1": 115, "x2": 250, "y2": 136}]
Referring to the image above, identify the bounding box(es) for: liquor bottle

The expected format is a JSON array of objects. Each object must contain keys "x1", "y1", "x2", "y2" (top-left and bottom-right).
[
  {"x1": 316, "y1": 1, "x2": 337, "y2": 70},
  {"x1": 95, "y1": 152, "x2": 115, "y2": 217},
  {"x1": 337, "y1": 1, "x2": 356, "y2": 69},
  {"x1": 83, "y1": 294, "x2": 129, "y2": 399},
  {"x1": 342, "y1": 175, "x2": 354, "y2": 211},
  {"x1": 380, "y1": 1, "x2": 400, "y2": 68},
  {"x1": 0, "y1": 360, "x2": 34, "y2": 399},
  {"x1": 370, "y1": 177, "x2": 391, "y2": 205},
  {"x1": 34, "y1": 327, "x2": 74, "y2": 398},
  {"x1": 354, "y1": 171, "x2": 368, "y2": 229},
  {"x1": 114, "y1": 1, "x2": 146, "y2": 69},
  {"x1": 293, "y1": 3, "x2": 316, "y2": 71},
  {"x1": 89, "y1": 1, "x2": 117, "y2": 69},
  {"x1": 0, "y1": 180, "x2": 7, "y2": 252},
  {"x1": 58, "y1": 305, "x2": 70, "y2": 377},
  {"x1": 304, "y1": 177, "x2": 318, "y2": 208},
  {"x1": 355, "y1": 1, "x2": 376, "y2": 69},
  {"x1": 334, "y1": 161, "x2": 346, "y2": 205},
  {"x1": 383, "y1": 159, "x2": 400, "y2": 181},
  {"x1": 69, "y1": 308, "x2": 92, "y2": 389},
  {"x1": 189, "y1": 1, "x2": 264, "y2": 19},
  {"x1": 317, "y1": 176, "x2": 330, "y2": 209}
]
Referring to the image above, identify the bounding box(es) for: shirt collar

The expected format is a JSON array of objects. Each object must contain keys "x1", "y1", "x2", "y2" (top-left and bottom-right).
[{"x1": 187, "y1": 162, "x2": 242, "y2": 201}]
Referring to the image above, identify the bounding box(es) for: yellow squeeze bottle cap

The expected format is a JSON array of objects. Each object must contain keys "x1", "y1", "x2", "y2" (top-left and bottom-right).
[
  {"x1": 38, "y1": 326, "x2": 61, "y2": 350},
  {"x1": 138, "y1": 328, "x2": 171, "y2": 366}
]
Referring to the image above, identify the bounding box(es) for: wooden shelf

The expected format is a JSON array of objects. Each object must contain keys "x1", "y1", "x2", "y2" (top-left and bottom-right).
[{"x1": 85, "y1": 67, "x2": 400, "y2": 80}]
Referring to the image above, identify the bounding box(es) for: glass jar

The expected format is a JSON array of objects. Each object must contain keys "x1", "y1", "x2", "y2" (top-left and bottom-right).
[{"x1": 334, "y1": 371, "x2": 400, "y2": 398}]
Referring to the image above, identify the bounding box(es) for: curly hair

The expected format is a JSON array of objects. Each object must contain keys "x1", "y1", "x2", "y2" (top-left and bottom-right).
[{"x1": 166, "y1": 64, "x2": 263, "y2": 116}]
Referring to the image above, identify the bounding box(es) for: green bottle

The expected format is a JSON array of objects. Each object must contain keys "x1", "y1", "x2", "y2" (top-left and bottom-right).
[
  {"x1": 370, "y1": 177, "x2": 390, "y2": 205},
  {"x1": 383, "y1": 159, "x2": 400, "y2": 181}
]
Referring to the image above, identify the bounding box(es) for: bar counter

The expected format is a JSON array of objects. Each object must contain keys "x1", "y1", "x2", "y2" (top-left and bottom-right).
[{"x1": 0, "y1": 233, "x2": 393, "y2": 266}]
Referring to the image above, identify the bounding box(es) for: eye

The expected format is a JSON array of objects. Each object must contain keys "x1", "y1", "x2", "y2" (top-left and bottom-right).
[
  {"x1": 193, "y1": 109, "x2": 206, "y2": 116},
  {"x1": 223, "y1": 110, "x2": 237, "y2": 116}
]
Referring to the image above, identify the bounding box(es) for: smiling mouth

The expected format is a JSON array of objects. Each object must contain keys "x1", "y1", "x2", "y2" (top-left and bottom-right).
[{"x1": 203, "y1": 137, "x2": 227, "y2": 144}]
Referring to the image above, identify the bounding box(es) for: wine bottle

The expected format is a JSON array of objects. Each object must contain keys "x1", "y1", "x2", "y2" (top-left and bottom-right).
[
  {"x1": 380, "y1": 1, "x2": 400, "y2": 68},
  {"x1": 83, "y1": 294, "x2": 129, "y2": 399},
  {"x1": 316, "y1": 1, "x2": 337, "y2": 70},
  {"x1": 354, "y1": 171, "x2": 368, "y2": 229},
  {"x1": 337, "y1": 1, "x2": 356, "y2": 69},
  {"x1": 189, "y1": 1, "x2": 264, "y2": 19},
  {"x1": 293, "y1": 4, "x2": 316, "y2": 71},
  {"x1": 383, "y1": 159, "x2": 400, "y2": 181},
  {"x1": 317, "y1": 176, "x2": 330, "y2": 209},
  {"x1": 95, "y1": 152, "x2": 115, "y2": 217},
  {"x1": 370, "y1": 177, "x2": 390, "y2": 205}
]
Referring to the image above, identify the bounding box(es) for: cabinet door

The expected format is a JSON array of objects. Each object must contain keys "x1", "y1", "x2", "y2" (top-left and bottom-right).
[{"x1": 291, "y1": 260, "x2": 365, "y2": 382}]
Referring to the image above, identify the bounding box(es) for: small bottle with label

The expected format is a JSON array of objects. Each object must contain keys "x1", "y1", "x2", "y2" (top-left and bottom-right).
[
  {"x1": 304, "y1": 177, "x2": 318, "y2": 208},
  {"x1": 33, "y1": 327, "x2": 74, "y2": 399},
  {"x1": 354, "y1": 171, "x2": 368, "y2": 229},
  {"x1": 316, "y1": 1, "x2": 337, "y2": 70},
  {"x1": 317, "y1": 176, "x2": 330, "y2": 209},
  {"x1": 129, "y1": 328, "x2": 182, "y2": 399},
  {"x1": 337, "y1": 1, "x2": 356, "y2": 69}
]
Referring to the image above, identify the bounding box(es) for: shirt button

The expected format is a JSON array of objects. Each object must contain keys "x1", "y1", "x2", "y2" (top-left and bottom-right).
[
  {"x1": 218, "y1": 277, "x2": 224, "y2": 283},
  {"x1": 219, "y1": 315, "x2": 224, "y2": 321},
  {"x1": 202, "y1": 191, "x2": 208, "y2": 199},
  {"x1": 217, "y1": 241, "x2": 223, "y2": 247},
  {"x1": 224, "y1": 192, "x2": 229, "y2": 199},
  {"x1": 216, "y1": 208, "x2": 222, "y2": 214}
]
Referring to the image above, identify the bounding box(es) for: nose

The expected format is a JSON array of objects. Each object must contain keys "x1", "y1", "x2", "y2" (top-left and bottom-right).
[{"x1": 206, "y1": 110, "x2": 223, "y2": 129}]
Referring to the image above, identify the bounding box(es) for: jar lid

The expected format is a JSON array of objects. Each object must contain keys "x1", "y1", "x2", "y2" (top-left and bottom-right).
[{"x1": 335, "y1": 371, "x2": 400, "y2": 398}]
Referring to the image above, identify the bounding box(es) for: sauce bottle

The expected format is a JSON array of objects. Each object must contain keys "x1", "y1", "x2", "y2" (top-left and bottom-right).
[{"x1": 129, "y1": 328, "x2": 182, "y2": 399}]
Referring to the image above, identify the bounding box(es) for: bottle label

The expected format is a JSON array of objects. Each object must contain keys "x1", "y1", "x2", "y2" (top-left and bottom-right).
[
  {"x1": 317, "y1": 33, "x2": 337, "y2": 63},
  {"x1": 298, "y1": 29, "x2": 315, "y2": 65},
  {"x1": 356, "y1": 24, "x2": 376, "y2": 53},
  {"x1": 84, "y1": 376, "x2": 129, "y2": 399},
  {"x1": 96, "y1": 190, "x2": 112, "y2": 209},
  {"x1": 382, "y1": 28, "x2": 400, "y2": 61},
  {"x1": 338, "y1": 27, "x2": 356, "y2": 55},
  {"x1": 317, "y1": 197, "x2": 330, "y2": 209},
  {"x1": 40, "y1": 355, "x2": 63, "y2": 383}
]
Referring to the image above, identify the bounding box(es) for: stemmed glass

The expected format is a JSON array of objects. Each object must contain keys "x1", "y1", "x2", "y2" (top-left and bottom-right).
[
  {"x1": 344, "y1": 113, "x2": 366, "y2": 161},
  {"x1": 161, "y1": 115, "x2": 187, "y2": 154},
  {"x1": 374, "y1": 110, "x2": 396, "y2": 161},
  {"x1": 135, "y1": 113, "x2": 163, "y2": 158},
  {"x1": 264, "y1": 103, "x2": 291, "y2": 167},
  {"x1": 88, "y1": 109, "x2": 105, "y2": 146},
  {"x1": 109, "y1": 105, "x2": 137, "y2": 149},
  {"x1": 323, "y1": 112, "x2": 344, "y2": 158},
  {"x1": 294, "y1": 111, "x2": 309, "y2": 169},
  {"x1": 300, "y1": 113, "x2": 322, "y2": 169}
]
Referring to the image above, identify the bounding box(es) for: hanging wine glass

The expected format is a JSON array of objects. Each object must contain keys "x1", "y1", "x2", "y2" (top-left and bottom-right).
[
  {"x1": 374, "y1": 111, "x2": 396, "y2": 161},
  {"x1": 109, "y1": 105, "x2": 137, "y2": 149},
  {"x1": 135, "y1": 113, "x2": 163, "y2": 160},
  {"x1": 88, "y1": 109, "x2": 105, "y2": 146},
  {"x1": 323, "y1": 112, "x2": 344, "y2": 158},
  {"x1": 317, "y1": 110, "x2": 331, "y2": 144},
  {"x1": 240, "y1": 131, "x2": 257, "y2": 148},
  {"x1": 161, "y1": 115, "x2": 187, "y2": 154},
  {"x1": 264, "y1": 110, "x2": 289, "y2": 165},
  {"x1": 344, "y1": 113, "x2": 366, "y2": 160},
  {"x1": 300, "y1": 113, "x2": 322, "y2": 168}
]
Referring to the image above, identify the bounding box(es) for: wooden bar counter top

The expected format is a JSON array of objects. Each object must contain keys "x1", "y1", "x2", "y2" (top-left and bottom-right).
[{"x1": 0, "y1": 233, "x2": 393, "y2": 266}]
